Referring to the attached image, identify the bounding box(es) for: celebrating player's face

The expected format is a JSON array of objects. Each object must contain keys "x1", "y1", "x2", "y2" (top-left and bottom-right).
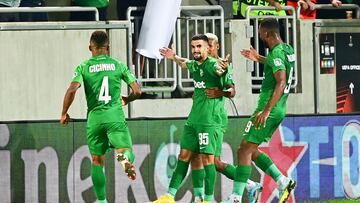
[{"x1": 191, "y1": 40, "x2": 208, "y2": 61}]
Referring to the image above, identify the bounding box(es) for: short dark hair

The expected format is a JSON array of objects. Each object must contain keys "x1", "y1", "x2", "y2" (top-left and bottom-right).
[
  {"x1": 260, "y1": 18, "x2": 280, "y2": 34},
  {"x1": 191, "y1": 34, "x2": 209, "y2": 44},
  {"x1": 90, "y1": 31, "x2": 109, "y2": 47}
]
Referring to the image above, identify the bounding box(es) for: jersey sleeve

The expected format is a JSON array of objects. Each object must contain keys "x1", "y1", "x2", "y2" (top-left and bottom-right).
[
  {"x1": 186, "y1": 60, "x2": 197, "y2": 73},
  {"x1": 223, "y1": 64, "x2": 234, "y2": 86},
  {"x1": 267, "y1": 51, "x2": 286, "y2": 73},
  {"x1": 71, "y1": 64, "x2": 84, "y2": 85},
  {"x1": 119, "y1": 62, "x2": 136, "y2": 85},
  {"x1": 209, "y1": 57, "x2": 226, "y2": 76}
]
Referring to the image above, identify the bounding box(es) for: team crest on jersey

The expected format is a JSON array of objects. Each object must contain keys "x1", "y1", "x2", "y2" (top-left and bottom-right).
[
  {"x1": 199, "y1": 69, "x2": 204, "y2": 77},
  {"x1": 273, "y1": 58, "x2": 283, "y2": 66},
  {"x1": 72, "y1": 72, "x2": 78, "y2": 79}
]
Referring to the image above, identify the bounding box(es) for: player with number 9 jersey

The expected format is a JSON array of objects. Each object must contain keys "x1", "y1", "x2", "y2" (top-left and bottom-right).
[{"x1": 244, "y1": 43, "x2": 295, "y2": 144}]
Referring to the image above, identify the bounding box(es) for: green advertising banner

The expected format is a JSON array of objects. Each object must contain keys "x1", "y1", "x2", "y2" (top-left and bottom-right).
[
  {"x1": 2, "y1": 115, "x2": 360, "y2": 202},
  {"x1": 0, "y1": 118, "x2": 250, "y2": 203}
]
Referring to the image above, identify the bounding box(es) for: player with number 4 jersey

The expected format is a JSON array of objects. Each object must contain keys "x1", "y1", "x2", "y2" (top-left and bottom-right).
[
  {"x1": 60, "y1": 31, "x2": 141, "y2": 203},
  {"x1": 72, "y1": 53, "x2": 135, "y2": 125}
]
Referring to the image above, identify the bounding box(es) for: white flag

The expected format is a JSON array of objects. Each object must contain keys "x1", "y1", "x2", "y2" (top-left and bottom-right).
[{"x1": 136, "y1": 0, "x2": 182, "y2": 59}]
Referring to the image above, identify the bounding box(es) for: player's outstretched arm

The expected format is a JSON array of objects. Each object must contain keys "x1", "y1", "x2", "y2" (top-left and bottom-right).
[
  {"x1": 159, "y1": 47, "x2": 188, "y2": 69},
  {"x1": 240, "y1": 47, "x2": 266, "y2": 64},
  {"x1": 60, "y1": 82, "x2": 80, "y2": 125},
  {"x1": 121, "y1": 81, "x2": 142, "y2": 106}
]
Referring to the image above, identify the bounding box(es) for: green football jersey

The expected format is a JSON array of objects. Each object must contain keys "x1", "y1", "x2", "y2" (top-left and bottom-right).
[
  {"x1": 74, "y1": 0, "x2": 109, "y2": 8},
  {"x1": 72, "y1": 55, "x2": 136, "y2": 124},
  {"x1": 186, "y1": 57, "x2": 230, "y2": 126},
  {"x1": 256, "y1": 43, "x2": 295, "y2": 114}
]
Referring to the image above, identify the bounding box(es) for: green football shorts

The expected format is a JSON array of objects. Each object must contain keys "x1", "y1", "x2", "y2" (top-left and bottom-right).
[
  {"x1": 180, "y1": 123, "x2": 219, "y2": 155},
  {"x1": 86, "y1": 121, "x2": 133, "y2": 155},
  {"x1": 243, "y1": 112, "x2": 284, "y2": 145}
]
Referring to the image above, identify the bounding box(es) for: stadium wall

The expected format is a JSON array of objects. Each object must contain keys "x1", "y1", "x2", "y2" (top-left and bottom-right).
[
  {"x1": 0, "y1": 23, "x2": 130, "y2": 121},
  {"x1": 0, "y1": 20, "x2": 340, "y2": 121},
  {"x1": 0, "y1": 114, "x2": 359, "y2": 202}
]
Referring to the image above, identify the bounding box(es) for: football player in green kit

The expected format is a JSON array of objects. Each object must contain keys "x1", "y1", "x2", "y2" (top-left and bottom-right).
[
  {"x1": 153, "y1": 34, "x2": 228, "y2": 203},
  {"x1": 189, "y1": 33, "x2": 262, "y2": 203},
  {"x1": 222, "y1": 18, "x2": 296, "y2": 203},
  {"x1": 60, "y1": 31, "x2": 141, "y2": 203}
]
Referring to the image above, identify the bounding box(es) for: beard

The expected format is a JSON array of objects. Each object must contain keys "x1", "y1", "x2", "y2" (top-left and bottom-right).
[{"x1": 193, "y1": 52, "x2": 202, "y2": 61}]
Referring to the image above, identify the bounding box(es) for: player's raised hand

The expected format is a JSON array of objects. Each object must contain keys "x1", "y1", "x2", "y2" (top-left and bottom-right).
[
  {"x1": 159, "y1": 47, "x2": 176, "y2": 60},
  {"x1": 205, "y1": 87, "x2": 223, "y2": 98},
  {"x1": 240, "y1": 47, "x2": 259, "y2": 62},
  {"x1": 60, "y1": 113, "x2": 70, "y2": 125},
  {"x1": 218, "y1": 54, "x2": 230, "y2": 70}
]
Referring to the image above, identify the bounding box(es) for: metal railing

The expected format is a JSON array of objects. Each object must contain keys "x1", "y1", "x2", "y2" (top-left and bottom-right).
[
  {"x1": 126, "y1": 5, "x2": 225, "y2": 93},
  {"x1": 245, "y1": 6, "x2": 298, "y2": 92},
  {"x1": 0, "y1": 6, "x2": 100, "y2": 21},
  {"x1": 127, "y1": 6, "x2": 177, "y2": 93},
  {"x1": 177, "y1": 5, "x2": 225, "y2": 92},
  {"x1": 296, "y1": 4, "x2": 360, "y2": 19}
]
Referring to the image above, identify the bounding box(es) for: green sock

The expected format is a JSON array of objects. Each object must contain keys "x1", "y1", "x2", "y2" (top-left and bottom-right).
[
  {"x1": 222, "y1": 163, "x2": 236, "y2": 180},
  {"x1": 204, "y1": 164, "x2": 216, "y2": 202},
  {"x1": 123, "y1": 149, "x2": 135, "y2": 163},
  {"x1": 192, "y1": 169, "x2": 205, "y2": 197},
  {"x1": 254, "y1": 153, "x2": 282, "y2": 182},
  {"x1": 168, "y1": 160, "x2": 189, "y2": 196},
  {"x1": 233, "y1": 165, "x2": 252, "y2": 196},
  {"x1": 91, "y1": 165, "x2": 106, "y2": 201}
]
